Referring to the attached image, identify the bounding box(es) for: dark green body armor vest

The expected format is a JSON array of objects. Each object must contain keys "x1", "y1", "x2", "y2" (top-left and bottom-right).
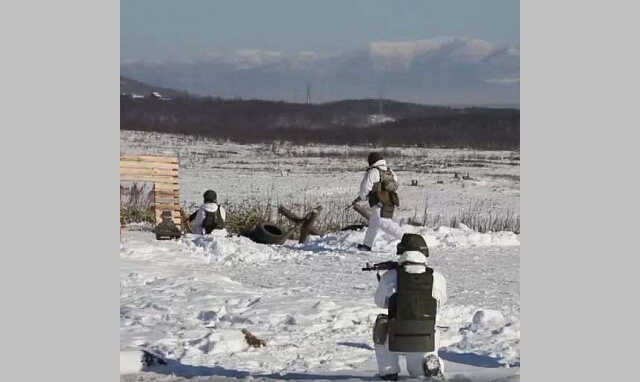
[{"x1": 388, "y1": 267, "x2": 438, "y2": 352}]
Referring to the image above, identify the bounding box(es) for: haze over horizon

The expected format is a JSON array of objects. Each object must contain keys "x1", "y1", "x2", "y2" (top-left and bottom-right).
[{"x1": 121, "y1": 0, "x2": 519, "y2": 106}]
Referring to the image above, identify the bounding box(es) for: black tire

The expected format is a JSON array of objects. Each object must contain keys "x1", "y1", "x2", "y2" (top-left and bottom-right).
[
  {"x1": 341, "y1": 224, "x2": 367, "y2": 231},
  {"x1": 250, "y1": 223, "x2": 287, "y2": 245}
]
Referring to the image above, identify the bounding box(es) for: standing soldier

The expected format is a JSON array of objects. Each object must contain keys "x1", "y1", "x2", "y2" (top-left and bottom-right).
[
  {"x1": 353, "y1": 152, "x2": 401, "y2": 251},
  {"x1": 372, "y1": 234, "x2": 447, "y2": 380}
]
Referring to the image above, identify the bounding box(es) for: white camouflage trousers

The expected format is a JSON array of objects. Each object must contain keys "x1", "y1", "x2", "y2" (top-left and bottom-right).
[
  {"x1": 363, "y1": 207, "x2": 405, "y2": 248},
  {"x1": 374, "y1": 331, "x2": 443, "y2": 377}
]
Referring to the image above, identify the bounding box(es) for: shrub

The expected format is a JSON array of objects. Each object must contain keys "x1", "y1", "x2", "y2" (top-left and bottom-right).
[
  {"x1": 120, "y1": 183, "x2": 155, "y2": 225},
  {"x1": 414, "y1": 199, "x2": 520, "y2": 233},
  {"x1": 186, "y1": 196, "x2": 368, "y2": 239}
]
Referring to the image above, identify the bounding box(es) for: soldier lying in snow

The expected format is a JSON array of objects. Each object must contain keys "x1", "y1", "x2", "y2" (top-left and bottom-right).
[{"x1": 188, "y1": 190, "x2": 226, "y2": 234}]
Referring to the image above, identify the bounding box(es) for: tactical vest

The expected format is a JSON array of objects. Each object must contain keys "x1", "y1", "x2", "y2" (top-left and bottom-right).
[
  {"x1": 367, "y1": 167, "x2": 400, "y2": 218},
  {"x1": 202, "y1": 207, "x2": 224, "y2": 234},
  {"x1": 387, "y1": 266, "x2": 438, "y2": 352}
]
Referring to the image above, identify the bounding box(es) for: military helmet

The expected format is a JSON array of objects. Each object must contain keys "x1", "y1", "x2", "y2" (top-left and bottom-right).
[
  {"x1": 367, "y1": 152, "x2": 383, "y2": 166},
  {"x1": 396, "y1": 233, "x2": 429, "y2": 257},
  {"x1": 203, "y1": 189, "x2": 217, "y2": 203}
]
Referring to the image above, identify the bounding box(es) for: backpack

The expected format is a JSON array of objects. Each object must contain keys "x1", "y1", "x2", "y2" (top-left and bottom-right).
[
  {"x1": 378, "y1": 168, "x2": 399, "y2": 193},
  {"x1": 368, "y1": 167, "x2": 400, "y2": 211},
  {"x1": 202, "y1": 207, "x2": 224, "y2": 233}
]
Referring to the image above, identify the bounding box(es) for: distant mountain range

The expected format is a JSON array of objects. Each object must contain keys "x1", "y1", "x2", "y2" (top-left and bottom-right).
[
  {"x1": 120, "y1": 75, "x2": 517, "y2": 123},
  {"x1": 120, "y1": 75, "x2": 519, "y2": 149},
  {"x1": 121, "y1": 37, "x2": 519, "y2": 107},
  {"x1": 120, "y1": 76, "x2": 192, "y2": 99}
]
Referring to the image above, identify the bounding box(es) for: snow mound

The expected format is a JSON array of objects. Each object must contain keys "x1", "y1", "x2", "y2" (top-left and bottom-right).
[
  {"x1": 123, "y1": 222, "x2": 155, "y2": 232},
  {"x1": 120, "y1": 350, "x2": 145, "y2": 375},
  {"x1": 171, "y1": 221, "x2": 518, "y2": 268},
  {"x1": 180, "y1": 231, "x2": 290, "y2": 264},
  {"x1": 444, "y1": 309, "x2": 520, "y2": 367},
  {"x1": 197, "y1": 307, "x2": 225, "y2": 324},
  {"x1": 426, "y1": 226, "x2": 520, "y2": 248},
  {"x1": 330, "y1": 224, "x2": 519, "y2": 251},
  {"x1": 292, "y1": 224, "x2": 518, "y2": 256},
  {"x1": 471, "y1": 309, "x2": 506, "y2": 332},
  {"x1": 208, "y1": 330, "x2": 249, "y2": 354}
]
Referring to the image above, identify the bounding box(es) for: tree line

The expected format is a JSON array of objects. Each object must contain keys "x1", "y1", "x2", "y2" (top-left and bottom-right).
[{"x1": 120, "y1": 96, "x2": 519, "y2": 149}]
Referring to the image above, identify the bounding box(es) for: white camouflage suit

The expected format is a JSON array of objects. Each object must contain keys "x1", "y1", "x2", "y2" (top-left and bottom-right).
[
  {"x1": 357, "y1": 159, "x2": 404, "y2": 248},
  {"x1": 374, "y1": 251, "x2": 448, "y2": 378},
  {"x1": 190, "y1": 202, "x2": 226, "y2": 235}
]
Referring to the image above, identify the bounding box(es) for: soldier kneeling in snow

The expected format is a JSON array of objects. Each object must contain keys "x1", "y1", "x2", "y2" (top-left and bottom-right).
[
  {"x1": 188, "y1": 190, "x2": 226, "y2": 234},
  {"x1": 373, "y1": 233, "x2": 447, "y2": 380}
]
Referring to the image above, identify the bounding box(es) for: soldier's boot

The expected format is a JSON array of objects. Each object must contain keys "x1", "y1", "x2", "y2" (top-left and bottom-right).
[
  {"x1": 423, "y1": 354, "x2": 444, "y2": 380},
  {"x1": 379, "y1": 373, "x2": 398, "y2": 381},
  {"x1": 357, "y1": 244, "x2": 372, "y2": 251}
]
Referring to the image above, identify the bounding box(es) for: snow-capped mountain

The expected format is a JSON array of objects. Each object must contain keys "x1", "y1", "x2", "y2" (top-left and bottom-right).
[{"x1": 121, "y1": 37, "x2": 519, "y2": 106}]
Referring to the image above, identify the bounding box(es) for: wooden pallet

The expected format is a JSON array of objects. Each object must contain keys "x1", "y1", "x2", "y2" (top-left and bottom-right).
[{"x1": 120, "y1": 155, "x2": 181, "y2": 225}]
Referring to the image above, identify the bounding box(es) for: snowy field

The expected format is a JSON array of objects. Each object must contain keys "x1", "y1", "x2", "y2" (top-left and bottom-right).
[
  {"x1": 120, "y1": 130, "x2": 520, "y2": 381},
  {"x1": 120, "y1": 131, "x2": 519, "y2": 224}
]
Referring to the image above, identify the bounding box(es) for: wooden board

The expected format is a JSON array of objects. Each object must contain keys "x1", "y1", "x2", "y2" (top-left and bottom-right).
[
  {"x1": 154, "y1": 194, "x2": 179, "y2": 201},
  {"x1": 120, "y1": 175, "x2": 179, "y2": 185},
  {"x1": 154, "y1": 190, "x2": 180, "y2": 198},
  {"x1": 120, "y1": 154, "x2": 178, "y2": 164},
  {"x1": 120, "y1": 167, "x2": 178, "y2": 178},
  {"x1": 120, "y1": 155, "x2": 181, "y2": 225},
  {"x1": 154, "y1": 203, "x2": 181, "y2": 210},
  {"x1": 119, "y1": 160, "x2": 178, "y2": 170},
  {"x1": 154, "y1": 183, "x2": 180, "y2": 191}
]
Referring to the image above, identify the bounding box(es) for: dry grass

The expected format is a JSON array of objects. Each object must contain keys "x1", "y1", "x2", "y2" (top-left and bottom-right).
[
  {"x1": 409, "y1": 199, "x2": 520, "y2": 233},
  {"x1": 120, "y1": 182, "x2": 155, "y2": 225},
  {"x1": 183, "y1": 196, "x2": 367, "y2": 239},
  {"x1": 120, "y1": 183, "x2": 366, "y2": 236},
  {"x1": 122, "y1": 182, "x2": 518, "y2": 235}
]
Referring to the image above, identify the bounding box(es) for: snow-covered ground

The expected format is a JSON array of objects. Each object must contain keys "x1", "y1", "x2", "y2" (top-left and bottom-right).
[
  {"x1": 120, "y1": 130, "x2": 520, "y2": 380},
  {"x1": 120, "y1": 131, "x2": 519, "y2": 223},
  {"x1": 121, "y1": 225, "x2": 519, "y2": 381}
]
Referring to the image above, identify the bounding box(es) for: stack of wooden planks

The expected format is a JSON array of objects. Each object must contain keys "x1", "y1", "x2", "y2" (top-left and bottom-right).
[{"x1": 120, "y1": 155, "x2": 181, "y2": 225}]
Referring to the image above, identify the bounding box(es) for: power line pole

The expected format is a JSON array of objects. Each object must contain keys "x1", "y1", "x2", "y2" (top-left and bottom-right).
[{"x1": 306, "y1": 82, "x2": 311, "y2": 104}]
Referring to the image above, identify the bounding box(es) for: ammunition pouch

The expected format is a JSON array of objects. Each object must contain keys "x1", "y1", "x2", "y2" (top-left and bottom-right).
[
  {"x1": 388, "y1": 318, "x2": 436, "y2": 353},
  {"x1": 390, "y1": 191, "x2": 400, "y2": 207},
  {"x1": 373, "y1": 314, "x2": 389, "y2": 345},
  {"x1": 367, "y1": 190, "x2": 379, "y2": 207},
  {"x1": 380, "y1": 203, "x2": 394, "y2": 219},
  {"x1": 368, "y1": 183, "x2": 399, "y2": 216}
]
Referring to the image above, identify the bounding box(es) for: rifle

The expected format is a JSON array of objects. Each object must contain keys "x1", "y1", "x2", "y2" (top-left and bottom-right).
[
  {"x1": 363, "y1": 261, "x2": 398, "y2": 282},
  {"x1": 362, "y1": 261, "x2": 423, "y2": 281},
  {"x1": 346, "y1": 199, "x2": 372, "y2": 220},
  {"x1": 361, "y1": 261, "x2": 399, "y2": 272}
]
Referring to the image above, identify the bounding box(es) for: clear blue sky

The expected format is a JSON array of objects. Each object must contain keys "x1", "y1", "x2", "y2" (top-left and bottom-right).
[{"x1": 121, "y1": 0, "x2": 519, "y2": 61}]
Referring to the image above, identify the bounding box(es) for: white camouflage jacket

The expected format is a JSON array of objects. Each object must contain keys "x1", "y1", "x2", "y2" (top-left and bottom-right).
[
  {"x1": 190, "y1": 202, "x2": 226, "y2": 234},
  {"x1": 357, "y1": 159, "x2": 398, "y2": 202}
]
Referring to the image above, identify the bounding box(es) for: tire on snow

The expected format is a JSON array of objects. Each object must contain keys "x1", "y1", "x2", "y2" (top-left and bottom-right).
[
  {"x1": 250, "y1": 223, "x2": 288, "y2": 245},
  {"x1": 341, "y1": 223, "x2": 367, "y2": 231}
]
